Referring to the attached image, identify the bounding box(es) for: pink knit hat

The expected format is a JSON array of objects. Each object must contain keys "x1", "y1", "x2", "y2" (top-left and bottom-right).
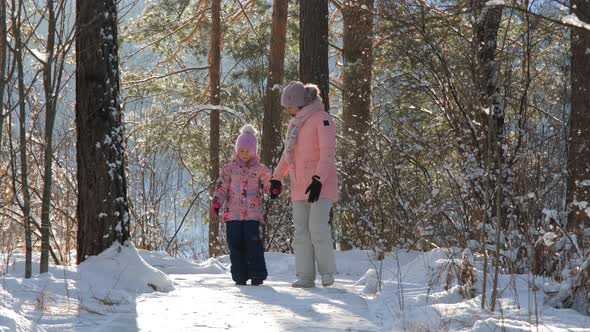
[
  {"x1": 281, "y1": 81, "x2": 306, "y2": 108},
  {"x1": 235, "y1": 124, "x2": 258, "y2": 154}
]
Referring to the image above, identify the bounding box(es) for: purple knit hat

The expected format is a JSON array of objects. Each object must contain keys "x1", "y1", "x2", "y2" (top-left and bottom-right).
[
  {"x1": 235, "y1": 124, "x2": 258, "y2": 154},
  {"x1": 281, "y1": 81, "x2": 306, "y2": 108}
]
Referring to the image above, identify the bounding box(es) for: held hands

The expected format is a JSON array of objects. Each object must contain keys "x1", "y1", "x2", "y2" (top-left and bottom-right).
[
  {"x1": 270, "y1": 180, "x2": 282, "y2": 199},
  {"x1": 210, "y1": 200, "x2": 221, "y2": 218},
  {"x1": 305, "y1": 175, "x2": 322, "y2": 203}
]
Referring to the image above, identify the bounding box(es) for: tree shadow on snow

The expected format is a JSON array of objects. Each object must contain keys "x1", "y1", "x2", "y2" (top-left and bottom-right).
[{"x1": 236, "y1": 279, "x2": 380, "y2": 331}]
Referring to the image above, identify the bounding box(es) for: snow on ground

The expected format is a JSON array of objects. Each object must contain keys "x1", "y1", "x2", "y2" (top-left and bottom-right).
[
  {"x1": 0, "y1": 245, "x2": 589, "y2": 331},
  {"x1": 368, "y1": 249, "x2": 589, "y2": 331}
]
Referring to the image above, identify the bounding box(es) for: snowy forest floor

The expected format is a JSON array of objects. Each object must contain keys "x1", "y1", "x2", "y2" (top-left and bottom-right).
[{"x1": 1, "y1": 245, "x2": 589, "y2": 331}]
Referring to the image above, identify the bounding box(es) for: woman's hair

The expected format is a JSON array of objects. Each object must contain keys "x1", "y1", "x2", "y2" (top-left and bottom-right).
[{"x1": 303, "y1": 84, "x2": 322, "y2": 106}]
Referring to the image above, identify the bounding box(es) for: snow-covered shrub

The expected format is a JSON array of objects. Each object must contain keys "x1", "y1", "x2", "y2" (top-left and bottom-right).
[
  {"x1": 457, "y1": 248, "x2": 477, "y2": 299},
  {"x1": 355, "y1": 268, "x2": 381, "y2": 294},
  {"x1": 548, "y1": 256, "x2": 590, "y2": 316}
]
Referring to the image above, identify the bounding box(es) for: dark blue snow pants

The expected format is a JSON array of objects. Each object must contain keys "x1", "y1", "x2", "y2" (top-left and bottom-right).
[{"x1": 226, "y1": 220, "x2": 268, "y2": 282}]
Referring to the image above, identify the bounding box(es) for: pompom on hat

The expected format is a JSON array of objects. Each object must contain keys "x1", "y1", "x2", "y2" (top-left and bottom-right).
[
  {"x1": 281, "y1": 81, "x2": 322, "y2": 108},
  {"x1": 235, "y1": 124, "x2": 258, "y2": 155}
]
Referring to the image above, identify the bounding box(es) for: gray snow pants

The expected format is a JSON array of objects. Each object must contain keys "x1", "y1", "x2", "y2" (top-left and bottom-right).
[{"x1": 292, "y1": 198, "x2": 337, "y2": 280}]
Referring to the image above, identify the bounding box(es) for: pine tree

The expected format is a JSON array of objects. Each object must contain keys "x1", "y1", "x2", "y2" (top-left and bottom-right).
[
  {"x1": 340, "y1": 0, "x2": 374, "y2": 250},
  {"x1": 299, "y1": 0, "x2": 329, "y2": 110},
  {"x1": 208, "y1": 0, "x2": 222, "y2": 257},
  {"x1": 76, "y1": 0, "x2": 130, "y2": 263},
  {"x1": 262, "y1": 0, "x2": 288, "y2": 169},
  {"x1": 566, "y1": 0, "x2": 590, "y2": 249}
]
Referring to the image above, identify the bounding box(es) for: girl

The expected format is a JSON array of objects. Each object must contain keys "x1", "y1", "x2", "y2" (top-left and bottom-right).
[{"x1": 210, "y1": 124, "x2": 278, "y2": 286}]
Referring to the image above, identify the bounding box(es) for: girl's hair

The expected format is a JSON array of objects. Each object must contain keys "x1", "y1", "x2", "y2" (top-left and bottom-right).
[{"x1": 303, "y1": 84, "x2": 322, "y2": 106}]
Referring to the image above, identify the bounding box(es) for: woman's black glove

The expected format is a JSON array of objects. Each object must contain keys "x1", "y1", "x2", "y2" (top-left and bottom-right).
[
  {"x1": 270, "y1": 180, "x2": 282, "y2": 199},
  {"x1": 305, "y1": 175, "x2": 322, "y2": 203}
]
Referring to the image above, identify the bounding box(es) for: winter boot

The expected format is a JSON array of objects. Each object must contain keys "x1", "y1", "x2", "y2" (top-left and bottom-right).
[
  {"x1": 321, "y1": 274, "x2": 334, "y2": 287},
  {"x1": 235, "y1": 279, "x2": 247, "y2": 286},
  {"x1": 291, "y1": 278, "x2": 315, "y2": 288},
  {"x1": 251, "y1": 279, "x2": 264, "y2": 286}
]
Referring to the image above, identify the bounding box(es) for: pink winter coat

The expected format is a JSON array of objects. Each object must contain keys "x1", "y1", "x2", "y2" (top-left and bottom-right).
[
  {"x1": 273, "y1": 102, "x2": 339, "y2": 203},
  {"x1": 213, "y1": 155, "x2": 272, "y2": 223}
]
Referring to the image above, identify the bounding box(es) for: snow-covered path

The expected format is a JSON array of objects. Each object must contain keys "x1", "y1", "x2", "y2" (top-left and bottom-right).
[
  {"x1": 102, "y1": 274, "x2": 380, "y2": 332},
  {"x1": 4, "y1": 248, "x2": 590, "y2": 332}
]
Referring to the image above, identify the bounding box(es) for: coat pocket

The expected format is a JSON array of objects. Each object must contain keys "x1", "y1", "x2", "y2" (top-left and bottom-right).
[{"x1": 302, "y1": 159, "x2": 317, "y2": 180}]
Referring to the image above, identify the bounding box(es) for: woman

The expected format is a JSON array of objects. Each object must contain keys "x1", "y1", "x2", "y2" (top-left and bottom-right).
[{"x1": 271, "y1": 81, "x2": 338, "y2": 288}]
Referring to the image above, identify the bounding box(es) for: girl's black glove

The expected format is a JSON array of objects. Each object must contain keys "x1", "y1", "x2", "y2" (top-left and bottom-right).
[
  {"x1": 305, "y1": 176, "x2": 322, "y2": 203},
  {"x1": 270, "y1": 180, "x2": 282, "y2": 199}
]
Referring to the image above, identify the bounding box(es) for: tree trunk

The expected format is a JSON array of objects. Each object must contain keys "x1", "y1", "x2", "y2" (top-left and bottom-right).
[
  {"x1": 261, "y1": 0, "x2": 289, "y2": 248},
  {"x1": 261, "y1": 0, "x2": 288, "y2": 169},
  {"x1": 13, "y1": 0, "x2": 32, "y2": 278},
  {"x1": 340, "y1": 0, "x2": 374, "y2": 250},
  {"x1": 208, "y1": 0, "x2": 222, "y2": 257},
  {"x1": 40, "y1": 0, "x2": 56, "y2": 274},
  {"x1": 566, "y1": 0, "x2": 590, "y2": 249},
  {"x1": 555, "y1": 1, "x2": 590, "y2": 315},
  {"x1": 299, "y1": 0, "x2": 329, "y2": 111},
  {"x1": 489, "y1": 90, "x2": 505, "y2": 313},
  {"x1": 0, "y1": 0, "x2": 7, "y2": 152},
  {"x1": 474, "y1": 1, "x2": 503, "y2": 311},
  {"x1": 76, "y1": 0, "x2": 130, "y2": 264}
]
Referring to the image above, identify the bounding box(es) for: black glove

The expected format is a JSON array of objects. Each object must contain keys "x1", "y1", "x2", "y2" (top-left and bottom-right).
[
  {"x1": 305, "y1": 175, "x2": 322, "y2": 203},
  {"x1": 270, "y1": 180, "x2": 282, "y2": 199}
]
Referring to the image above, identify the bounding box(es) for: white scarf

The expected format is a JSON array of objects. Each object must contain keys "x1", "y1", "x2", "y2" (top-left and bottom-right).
[{"x1": 284, "y1": 100, "x2": 324, "y2": 164}]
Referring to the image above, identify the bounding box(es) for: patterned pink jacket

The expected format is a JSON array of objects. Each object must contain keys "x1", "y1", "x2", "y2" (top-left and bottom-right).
[{"x1": 213, "y1": 154, "x2": 272, "y2": 223}]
